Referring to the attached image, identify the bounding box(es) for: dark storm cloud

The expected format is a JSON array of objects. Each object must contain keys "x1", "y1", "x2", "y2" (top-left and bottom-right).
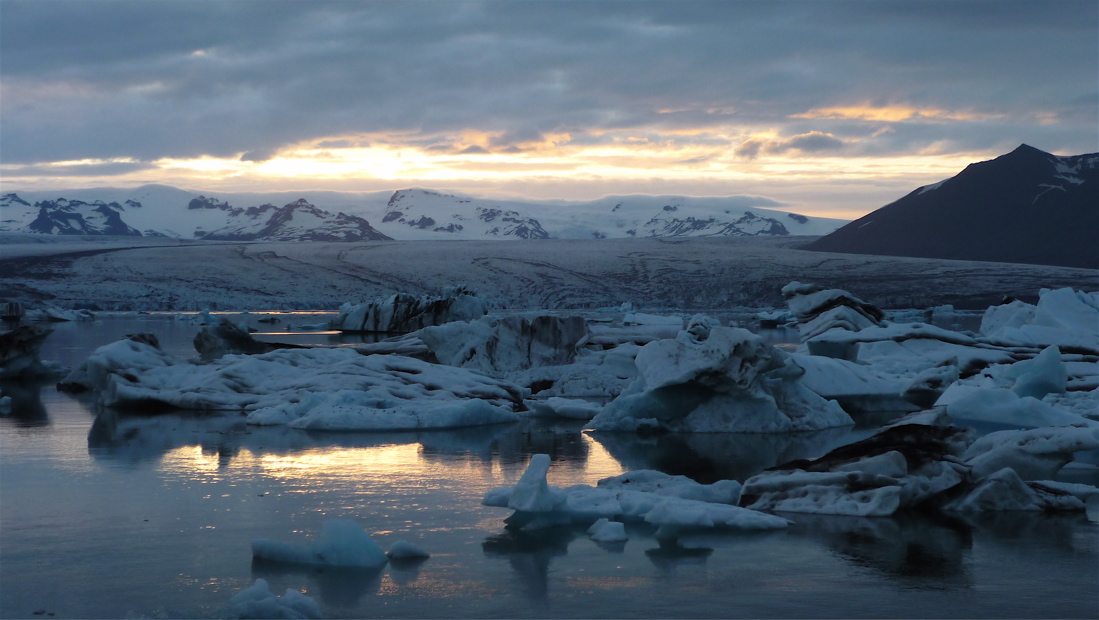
[{"x1": 1, "y1": 0, "x2": 1096, "y2": 165}]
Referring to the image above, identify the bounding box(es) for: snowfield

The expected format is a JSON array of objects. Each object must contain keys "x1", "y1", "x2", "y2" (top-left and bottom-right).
[{"x1": 2, "y1": 235, "x2": 1096, "y2": 311}]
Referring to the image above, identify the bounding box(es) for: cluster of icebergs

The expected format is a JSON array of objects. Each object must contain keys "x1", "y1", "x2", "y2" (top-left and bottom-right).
[{"x1": 22, "y1": 283, "x2": 1099, "y2": 524}]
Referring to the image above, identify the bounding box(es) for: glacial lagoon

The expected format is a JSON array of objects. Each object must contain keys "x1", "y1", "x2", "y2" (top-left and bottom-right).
[{"x1": 1, "y1": 315, "x2": 1096, "y2": 619}]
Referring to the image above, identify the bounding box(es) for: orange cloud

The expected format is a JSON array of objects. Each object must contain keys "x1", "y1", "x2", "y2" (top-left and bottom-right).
[{"x1": 792, "y1": 104, "x2": 1002, "y2": 123}]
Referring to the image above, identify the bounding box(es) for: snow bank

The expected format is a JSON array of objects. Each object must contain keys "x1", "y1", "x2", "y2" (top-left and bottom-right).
[
  {"x1": 332, "y1": 285, "x2": 489, "y2": 333},
  {"x1": 252, "y1": 518, "x2": 388, "y2": 568},
  {"x1": 589, "y1": 316, "x2": 852, "y2": 433},
  {"x1": 228, "y1": 579, "x2": 321, "y2": 619},
  {"x1": 485, "y1": 454, "x2": 787, "y2": 534}
]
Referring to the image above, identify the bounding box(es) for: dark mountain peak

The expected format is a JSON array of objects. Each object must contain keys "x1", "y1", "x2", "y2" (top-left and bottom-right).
[{"x1": 805, "y1": 145, "x2": 1098, "y2": 269}]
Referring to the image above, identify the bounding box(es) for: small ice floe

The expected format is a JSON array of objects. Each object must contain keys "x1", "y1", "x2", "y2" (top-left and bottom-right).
[
  {"x1": 588, "y1": 315, "x2": 852, "y2": 433},
  {"x1": 484, "y1": 454, "x2": 788, "y2": 535},
  {"x1": 781, "y1": 281, "x2": 885, "y2": 342},
  {"x1": 285, "y1": 322, "x2": 329, "y2": 331},
  {"x1": 756, "y1": 309, "x2": 794, "y2": 329},
  {"x1": 190, "y1": 310, "x2": 220, "y2": 326},
  {"x1": 623, "y1": 312, "x2": 683, "y2": 327},
  {"x1": 252, "y1": 519, "x2": 388, "y2": 568},
  {"x1": 0, "y1": 395, "x2": 11, "y2": 414},
  {"x1": 587, "y1": 518, "x2": 628, "y2": 543},
  {"x1": 386, "y1": 540, "x2": 430, "y2": 561},
  {"x1": 63, "y1": 339, "x2": 527, "y2": 431},
  {"x1": 332, "y1": 285, "x2": 489, "y2": 333},
  {"x1": 228, "y1": 578, "x2": 321, "y2": 619},
  {"x1": 525, "y1": 396, "x2": 602, "y2": 420},
  {"x1": 25, "y1": 306, "x2": 94, "y2": 322},
  {"x1": 0, "y1": 325, "x2": 60, "y2": 379},
  {"x1": 941, "y1": 468, "x2": 1090, "y2": 512}
]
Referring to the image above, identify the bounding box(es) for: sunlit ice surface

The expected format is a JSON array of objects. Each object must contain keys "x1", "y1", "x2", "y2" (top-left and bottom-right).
[{"x1": 1, "y1": 316, "x2": 1097, "y2": 618}]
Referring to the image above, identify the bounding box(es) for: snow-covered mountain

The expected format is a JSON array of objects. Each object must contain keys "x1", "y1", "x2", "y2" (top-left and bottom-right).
[
  {"x1": 0, "y1": 184, "x2": 847, "y2": 241},
  {"x1": 805, "y1": 144, "x2": 1099, "y2": 269}
]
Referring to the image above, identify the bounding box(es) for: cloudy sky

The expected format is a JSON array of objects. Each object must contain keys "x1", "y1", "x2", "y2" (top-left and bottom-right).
[{"x1": 2, "y1": 0, "x2": 1096, "y2": 217}]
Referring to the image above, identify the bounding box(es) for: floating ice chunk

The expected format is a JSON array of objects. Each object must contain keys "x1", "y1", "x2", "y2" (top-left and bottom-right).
[
  {"x1": 590, "y1": 320, "x2": 851, "y2": 433},
  {"x1": 0, "y1": 325, "x2": 57, "y2": 379},
  {"x1": 740, "y1": 470, "x2": 904, "y2": 517},
  {"x1": 0, "y1": 395, "x2": 10, "y2": 414},
  {"x1": 487, "y1": 454, "x2": 785, "y2": 533},
  {"x1": 387, "y1": 540, "x2": 430, "y2": 560},
  {"x1": 980, "y1": 288, "x2": 1099, "y2": 352},
  {"x1": 644, "y1": 497, "x2": 789, "y2": 536},
  {"x1": 333, "y1": 285, "x2": 489, "y2": 333},
  {"x1": 25, "y1": 306, "x2": 94, "y2": 322},
  {"x1": 790, "y1": 353, "x2": 914, "y2": 412},
  {"x1": 1008, "y1": 346, "x2": 1068, "y2": 399},
  {"x1": 740, "y1": 423, "x2": 974, "y2": 516},
  {"x1": 942, "y1": 468, "x2": 1086, "y2": 512},
  {"x1": 597, "y1": 470, "x2": 742, "y2": 505},
  {"x1": 525, "y1": 396, "x2": 602, "y2": 420},
  {"x1": 508, "y1": 454, "x2": 565, "y2": 513},
  {"x1": 419, "y1": 314, "x2": 590, "y2": 373},
  {"x1": 624, "y1": 312, "x2": 683, "y2": 327},
  {"x1": 587, "y1": 518, "x2": 628, "y2": 542},
  {"x1": 252, "y1": 518, "x2": 388, "y2": 568},
  {"x1": 940, "y1": 386, "x2": 1095, "y2": 428},
  {"x1": 962, "y1": 425, "x2": 1099, "y2": 480},
  {"x1": 85, "y1": 346, "x2": 526, "y2": 430},
  {"x1": 229, "y1": 579, "x2": 321, "y2": 620},
  {"x1": 59, "y1": 335, "x2": 179, "y2": 392}
]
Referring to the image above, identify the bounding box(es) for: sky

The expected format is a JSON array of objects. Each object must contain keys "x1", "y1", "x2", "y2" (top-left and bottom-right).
[{"x1": 1, "y1": 0, "x2": 1096, "y2": 218}]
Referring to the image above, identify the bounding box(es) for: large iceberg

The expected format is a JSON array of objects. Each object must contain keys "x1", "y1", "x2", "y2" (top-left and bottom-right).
[
  {"x1": 979, "y1": 288, "x2": 1099, "y2": 352},
  {"x1": 417, "y1": 314, "x2": 590, "y2": 373},
  {"x1": 588, "y1": 316, "x2": 852, "y2": 433},
  {"x1": 0, "y1": 325, "x2": 60, "y2": 379},
  {"x1": 66, "y1": 338, "x2": 528, "y2": 431},
  {"x1": 332, "y1": 285, "x2": 489, "y2": 333}
]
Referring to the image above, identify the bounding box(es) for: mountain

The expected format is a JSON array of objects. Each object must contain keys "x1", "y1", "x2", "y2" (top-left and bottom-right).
[
  {"x1": 804, "y1": 144, "x2": 1099, "y2": 269},
  {"x1": 1, "y1": 184, "x2": 847, "y2": 242},
  {"x1": 1, "y1": 194, "x2": 143, "y2": 236},
  {"x1": 196, "y1": 198, "x2": 390, "y2": 242}
]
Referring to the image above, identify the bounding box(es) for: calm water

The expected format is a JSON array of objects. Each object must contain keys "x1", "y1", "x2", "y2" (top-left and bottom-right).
[{"x1": 1, "y1": 316, "x2": 1096, "y2": 619}]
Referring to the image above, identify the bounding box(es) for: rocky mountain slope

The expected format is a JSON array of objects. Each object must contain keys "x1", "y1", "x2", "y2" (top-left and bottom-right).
[{"x1": 805, "y1": 144, "x2": 1099, "y2": 269}]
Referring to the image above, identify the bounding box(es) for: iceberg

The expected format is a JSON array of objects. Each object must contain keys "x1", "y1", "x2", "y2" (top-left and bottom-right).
[
  {"x1": 588, "y1": 316, "x2": 852, "y2": 433},
  {"x1": 485, "y1": 454, "x2": 788, "y2": 534},
  {"x1": 252, "y1": 519, "x2": 388, "y2": 568},
  {"x1": 332, "y1": 285, "x2": 489, "y2": 333},
  {"x1": 228, "y1": 579, "x2": 321, "y2": 620}
]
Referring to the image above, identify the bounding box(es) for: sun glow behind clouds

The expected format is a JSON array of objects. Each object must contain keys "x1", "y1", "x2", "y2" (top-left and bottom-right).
[{"x1": 1, "y1": 119, "x2": 1000, "y2": 217}]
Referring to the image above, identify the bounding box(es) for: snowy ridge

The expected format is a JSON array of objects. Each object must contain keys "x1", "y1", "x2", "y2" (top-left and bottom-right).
[{"x1": 1, "y1": 184, "x2": 846, "y2": 241}]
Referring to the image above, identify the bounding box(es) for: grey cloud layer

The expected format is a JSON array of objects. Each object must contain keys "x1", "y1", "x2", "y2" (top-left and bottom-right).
[{"x1": 2, "y1": 0, "x2": 1096, "y2": 165}]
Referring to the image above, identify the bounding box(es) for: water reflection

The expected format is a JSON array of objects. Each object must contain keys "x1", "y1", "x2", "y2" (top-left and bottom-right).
[
  {"x1": 251, "y1": 558, "x2": 383, "y2": 607},
  {"x1": 0, "y1": 379, "x2": 49, "y2": 427},
  {"x1": 589, "y1": 427, "x2": 867, "y2": 483},
  {"x1": 482, "y1": 528, "x2": 576, "y2": 600},
  {"x1": 788, "y1": 512, "x2": 973, "y2": 590}
]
